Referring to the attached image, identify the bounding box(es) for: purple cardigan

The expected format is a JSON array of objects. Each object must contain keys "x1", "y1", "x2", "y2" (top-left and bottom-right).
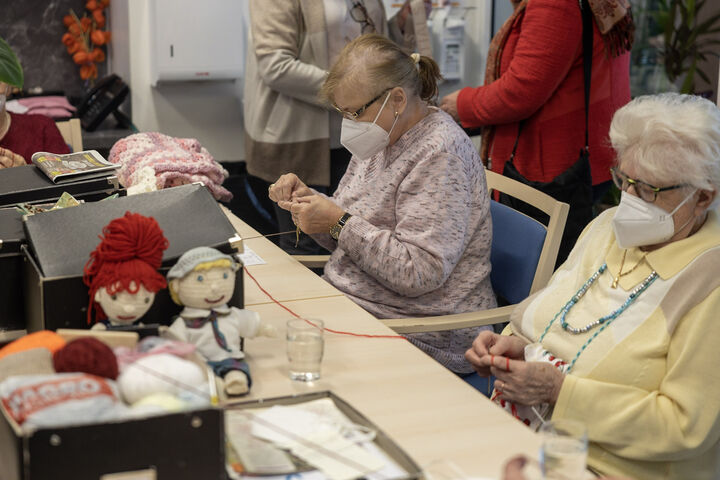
[{"x1": 312, "y1": 108, "x2": 496, "y2": 373}]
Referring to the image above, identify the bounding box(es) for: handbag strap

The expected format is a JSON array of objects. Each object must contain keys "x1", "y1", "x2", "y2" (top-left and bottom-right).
[{"x1": 508, "y1": 0, "x2": 593, "y2": 164}]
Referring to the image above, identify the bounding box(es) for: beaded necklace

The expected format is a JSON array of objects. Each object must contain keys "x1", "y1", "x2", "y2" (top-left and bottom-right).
[{"x1": 538, "y1": 263, "x2": 659, "y2": 372}]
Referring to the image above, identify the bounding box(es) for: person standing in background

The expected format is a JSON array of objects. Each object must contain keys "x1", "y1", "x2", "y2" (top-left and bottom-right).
[
  {"x1": 243, "y1": 0, "x2": 430, "y2": 254},
  {"x1": 440, "y1": 0, "x2": 634, "y2": 264}
]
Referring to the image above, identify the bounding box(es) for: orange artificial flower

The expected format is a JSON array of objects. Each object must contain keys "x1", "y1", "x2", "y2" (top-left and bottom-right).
[
  {"x1": 80, "y1": 16, "x2": 92, "y2": 32},
  {"x1": 62, "y1": 3, "x2": 110, "y2": 84},
  {"x1": 92, "y1": 10, "x2": 105, "y2": 28},
  {"x1": 66, "y1": 42, "x2": 82, "y2": 54},
  {"x1": 91, "y1": 29, "x2": 106, "y2": 46},
  {"x1": 91, "y1": 48, "x2": 105, "y2": 63},
  {"x1": 73, "y1": 51, "x2": 90, "y2": 65},
  {"x1": 80, "y1": 63, "x2": 98, "y2": 80}
]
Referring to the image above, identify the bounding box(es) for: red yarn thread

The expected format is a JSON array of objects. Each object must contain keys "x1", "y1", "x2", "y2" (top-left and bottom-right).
[
  {"x1": 83, "y1": 212, "x2": 169, "y2": 325},
  {"x1": 243, "y1": 266, "x2": 406, "y2": 340},
  {"x1": 53, "y1": 337, "x2": 119, "y2": 380}
]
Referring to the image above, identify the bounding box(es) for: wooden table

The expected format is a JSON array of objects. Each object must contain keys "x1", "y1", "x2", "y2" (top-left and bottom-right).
[{"x1": 227, "y1": 212, "x2": 542, "y2": 478}]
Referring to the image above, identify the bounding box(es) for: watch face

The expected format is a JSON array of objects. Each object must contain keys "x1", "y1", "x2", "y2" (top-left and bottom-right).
[{"x1": 330, "y1": 223, "x2": 341, "y2": 240}]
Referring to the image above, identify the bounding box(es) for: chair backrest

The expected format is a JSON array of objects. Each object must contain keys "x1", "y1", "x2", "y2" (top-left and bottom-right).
[
  {"x1": 485, "y1": 169, "x2": 569, "y2": 299},
  {"x1": 55, "y1": 118, "x2": 83, "y2": 152}
]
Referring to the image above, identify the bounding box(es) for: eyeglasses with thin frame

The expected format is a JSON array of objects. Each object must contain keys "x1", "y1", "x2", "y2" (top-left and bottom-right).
[
  {"x1": 349, "y1": 1, "x2": 376, "y2": 33},
  {"x1": 333, "y1": 89, "x2": 390, "y2": 120},
  {"x1": 610, "y1": 167, "x2": 686, "y2": 203}
]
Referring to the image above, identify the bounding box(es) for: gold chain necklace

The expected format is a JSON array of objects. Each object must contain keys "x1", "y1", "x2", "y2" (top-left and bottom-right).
[{"x1": 611, "y1": 249, "x2": 648, "y2": 289}]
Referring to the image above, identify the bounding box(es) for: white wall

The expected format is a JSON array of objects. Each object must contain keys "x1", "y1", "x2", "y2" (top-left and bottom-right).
[
  {"x1": 382, "y1": 0, "x2": 492, "y2": 98},
  {"x1": 111, "y1": 1, "x2": 490, "y2": 163},
  {"x1": 111, "y1": 0, "x2": 249, "y2": 163}
]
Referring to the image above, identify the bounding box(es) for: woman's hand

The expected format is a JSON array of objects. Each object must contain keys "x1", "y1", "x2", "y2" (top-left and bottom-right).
[
  {"x1": 465, "y1": 331, "x2": 528, "y2": 376},
  {"x1": 268, "y1": 173, "x2": 312, "y2": 205},
  {"x1": 491, "y1": 357, "x2": 564, "y2": 406},
  {"x1": 440, "y1": 90, "x2": 461, "y2": 121},
  {"x1": 0, "y1": 147, "x2": 25, "y2": 168},
  {"x1": 288, "y1": 194, "x2": 345, "y2": 235}
]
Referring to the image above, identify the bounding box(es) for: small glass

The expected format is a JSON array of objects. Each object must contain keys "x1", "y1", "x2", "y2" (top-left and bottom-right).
[
  {"x1": 539, "y1": 419, "x2": 588, "y2": 480},
  {"x1": 286, "y1": 318, "x2": 324, "y2": 381}
]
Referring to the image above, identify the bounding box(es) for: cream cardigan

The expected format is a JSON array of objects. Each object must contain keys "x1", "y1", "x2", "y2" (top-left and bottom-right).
[
  {"x1": 510, "y1": 208, "x2": 720, "y2": 479},
  {"x1": 243, "y1": 0, "x2": 420, "y2": 186}
]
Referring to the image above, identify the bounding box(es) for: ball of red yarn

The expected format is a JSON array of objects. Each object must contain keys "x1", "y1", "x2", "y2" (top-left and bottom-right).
[{"x1": 53, "y1": 337, "x2": 119, "y2": 380}]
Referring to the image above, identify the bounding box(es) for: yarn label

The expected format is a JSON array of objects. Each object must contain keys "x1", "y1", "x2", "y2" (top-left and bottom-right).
[{"x1": 1, "y1": 374, "x2": 114, "y2": 424}]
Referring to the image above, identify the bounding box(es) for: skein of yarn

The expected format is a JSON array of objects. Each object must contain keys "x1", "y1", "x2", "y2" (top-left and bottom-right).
[{"x1": 53, "y1": 337, "x2": 119, "y2": 380}]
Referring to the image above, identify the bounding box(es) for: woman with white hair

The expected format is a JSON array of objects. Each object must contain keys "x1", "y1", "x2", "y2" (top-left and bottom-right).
[{"x1": 466, "y1": 93, "x2": 720, "y2": 479}]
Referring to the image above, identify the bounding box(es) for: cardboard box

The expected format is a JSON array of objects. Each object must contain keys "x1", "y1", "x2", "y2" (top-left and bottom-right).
[
  {"x1": 22, "y1": 184, "x2": 243, "y2": 332},
  {"x1": 0, "y1": 330, "x2": 226, "y2": 480},
  {"x1": 0, "y1": 209, "x2": 27, "y2": 335},
  {"x1": 0, "y1": 164, "x2": 120, "y2": 209}
]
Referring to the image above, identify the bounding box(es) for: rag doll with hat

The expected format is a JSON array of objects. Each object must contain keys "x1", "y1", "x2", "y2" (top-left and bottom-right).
[
  {"x1": 167, "y1": 247, "x2": 276, "y2": 396},
  {"x1": 84, "y1": 212, "x2": 169, "y2": 330}
]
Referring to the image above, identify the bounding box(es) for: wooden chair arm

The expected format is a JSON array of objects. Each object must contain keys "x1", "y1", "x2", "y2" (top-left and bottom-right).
[{"x1": 382, "y1": 305, "x2": 516, "y2": 334}]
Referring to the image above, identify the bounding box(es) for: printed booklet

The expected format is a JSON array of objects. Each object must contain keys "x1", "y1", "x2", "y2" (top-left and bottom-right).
[{"x1": 31, "y1": 150, "x2": 119, "y2": 184}]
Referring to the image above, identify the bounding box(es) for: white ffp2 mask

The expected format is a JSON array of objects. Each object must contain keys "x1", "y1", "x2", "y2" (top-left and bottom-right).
[
  {"x1": 612, "y1": 190, "x2": 696, "y2": 249},
  {"x1": 340, "y1": 92, "x2": 399, "y2": 160}
]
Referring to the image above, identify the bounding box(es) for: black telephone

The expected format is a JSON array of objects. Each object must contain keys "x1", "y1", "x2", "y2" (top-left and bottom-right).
[{"x1": 77, "y1": 74, "x2": 130, "y2": 131}]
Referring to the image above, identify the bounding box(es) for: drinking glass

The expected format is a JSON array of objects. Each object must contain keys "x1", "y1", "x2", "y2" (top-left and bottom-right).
[
  {"x1": 286, "y1": 318, "x2": 324, "y2": 381},
  {"x1": 539, "y1": 419, "x2": 588, "y2": 480}
]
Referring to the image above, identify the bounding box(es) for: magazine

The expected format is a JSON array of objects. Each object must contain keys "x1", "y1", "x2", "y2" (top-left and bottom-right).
[{"x1": 31, "y1": 150, "x2": 119, "y2": 184}]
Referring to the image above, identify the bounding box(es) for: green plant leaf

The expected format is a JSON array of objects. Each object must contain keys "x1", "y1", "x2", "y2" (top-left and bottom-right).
[
  {"x1": 687, "y1": 0, "x2": 696, "y2": 28},
  {"x1": 697, "y1": 67, "x2": 710, "y2": 83},
  {"x1": 680, "y1": 58, "x2": 697, "y2": 93},
  {"x1": 0, "y1": 36, "x2": 23, "y2": 88},
  {"x1": 695, "y1": 11, "x2": 720, "y2": 36}
]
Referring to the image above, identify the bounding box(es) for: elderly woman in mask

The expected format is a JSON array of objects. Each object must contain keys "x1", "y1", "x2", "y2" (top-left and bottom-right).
[
  {"x1": 466, "y1": 93, "x2": 720, "y2": 480},
  {"x1": 269, "y1": 34, "x2": 496, "y2": 375}
]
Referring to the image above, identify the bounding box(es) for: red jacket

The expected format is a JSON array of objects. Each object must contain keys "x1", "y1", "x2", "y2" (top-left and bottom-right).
[
  {"x1": 457, "y1": 0, "x2": 630, "y2": 186},
  {"x1": 0, "y1": 112, "x2": 71, "y2": 164}
]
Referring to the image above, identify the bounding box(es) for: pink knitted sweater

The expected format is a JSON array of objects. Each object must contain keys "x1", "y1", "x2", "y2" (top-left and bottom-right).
[
  {"x1": 109, "y1": 132, "x2": 232, "y2": 201},
  {"x1": 312, "y1": 109, "x2": 496, "y2": 373}
]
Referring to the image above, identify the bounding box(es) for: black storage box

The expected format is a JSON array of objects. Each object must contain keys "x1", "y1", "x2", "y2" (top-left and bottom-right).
[
  {"x1": 0, "y1": 164, "x2": 120, "y2": 208},
  {"x1": 0, "y1": 330, "x2": 226, "y2": 480},
  {"x1": 0, "y1": 407, "x2": 225, "y2": 480},
  {"x1": 0, "y1": 209, "x2": 26, "y2": 334},
  {"x1": 22, "y1": 184, "x2": 243, "y2": 331}
]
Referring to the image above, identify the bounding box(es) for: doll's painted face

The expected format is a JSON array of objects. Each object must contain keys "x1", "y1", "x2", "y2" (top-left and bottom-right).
[
  {"x1": 173, "y1": 266, "x2": 235, "y2": 310},
  {"x1": 95, "y1": 281, "x2": 155, "y2": 325}
]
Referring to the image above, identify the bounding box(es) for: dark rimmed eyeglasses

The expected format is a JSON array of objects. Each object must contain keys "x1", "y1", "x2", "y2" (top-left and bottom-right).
[
  {"x1": 333, "y1": 89, "x2": 390, "y2": 120},
  {"x1": 610, "y1": 167, "x2": 686, "y2": 203},
  {"x1": 349, "y1": 1, "x2": 376, "y2": 33}
]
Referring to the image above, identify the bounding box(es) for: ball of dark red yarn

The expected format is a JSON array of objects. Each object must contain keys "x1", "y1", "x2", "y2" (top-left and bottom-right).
[{"x1": 53, "y1": 337, "x2": 119, "y2": 380}]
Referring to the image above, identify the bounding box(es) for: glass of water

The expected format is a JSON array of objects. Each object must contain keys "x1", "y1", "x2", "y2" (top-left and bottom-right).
[
  {"x1": 286, "y1": 318, "x2": 324, "y2": 381},
  {"x1": 540, "y1": 419, "x2": 588, "y2": 480}
]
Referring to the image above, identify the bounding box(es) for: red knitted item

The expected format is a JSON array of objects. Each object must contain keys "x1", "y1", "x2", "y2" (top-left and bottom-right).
[
  {"x1": 53, "y1": 337, "x2": 119, "y2": 380},
  {"x1": 83, "y1": 212, "x2": 169, "y2": 325}
]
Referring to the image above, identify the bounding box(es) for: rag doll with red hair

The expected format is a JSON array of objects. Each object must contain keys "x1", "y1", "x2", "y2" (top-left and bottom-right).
[{"x1": 83, "y1": 212, "x2": 169, "y2": 330}]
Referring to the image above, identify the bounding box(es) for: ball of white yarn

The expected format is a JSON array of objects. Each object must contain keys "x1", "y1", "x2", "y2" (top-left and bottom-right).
[{"x1": 118, "y1": 353, "x2": 205, "y2": 404}]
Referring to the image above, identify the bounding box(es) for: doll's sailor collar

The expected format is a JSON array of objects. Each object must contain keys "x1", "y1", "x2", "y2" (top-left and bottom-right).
[{"x1": 179, "y1": 305, "x2": 231, "y2": 318}]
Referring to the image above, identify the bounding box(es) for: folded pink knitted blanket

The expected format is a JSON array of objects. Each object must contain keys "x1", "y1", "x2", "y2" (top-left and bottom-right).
[{"x1": 109, "y1": 132, "x2": 232, "y2": 201}]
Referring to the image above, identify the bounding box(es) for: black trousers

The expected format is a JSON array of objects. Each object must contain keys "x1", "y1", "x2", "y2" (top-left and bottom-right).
[{"x1": 267, "y1": 147, "x2": 352, "y2": 255}]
